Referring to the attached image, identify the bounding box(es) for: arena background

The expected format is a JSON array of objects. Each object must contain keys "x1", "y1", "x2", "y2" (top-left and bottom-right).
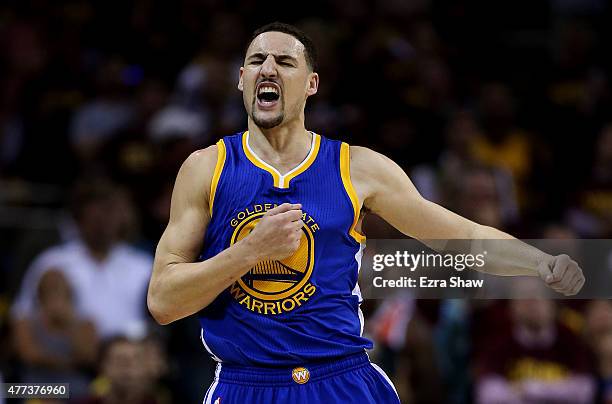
[{"x1": 1, "y1": 1, "x2": 612, "y2": 403}]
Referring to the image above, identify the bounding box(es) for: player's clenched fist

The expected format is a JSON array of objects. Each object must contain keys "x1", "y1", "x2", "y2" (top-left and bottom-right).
[
  {"x1": 537, "y1": 254, "x2": 585, "y2": 296},
  {"x1": 244, "y1": 203, "x2": 304, "y2": 261}
]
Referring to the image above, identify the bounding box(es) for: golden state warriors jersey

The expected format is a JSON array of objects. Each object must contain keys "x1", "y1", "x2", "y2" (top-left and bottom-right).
[{"x1": 198, "y1": 131, "x2": 372, "y2": 366}]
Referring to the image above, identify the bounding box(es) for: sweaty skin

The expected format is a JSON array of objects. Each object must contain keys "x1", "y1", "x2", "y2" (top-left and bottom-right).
[{"x1": 147, "y1": 31, "x2": 584, "y2": 326}]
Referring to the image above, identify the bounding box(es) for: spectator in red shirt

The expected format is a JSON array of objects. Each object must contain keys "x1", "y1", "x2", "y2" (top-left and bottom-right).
[{"x1": 476, "y1": 278, "x2": 595, "y2": 404}]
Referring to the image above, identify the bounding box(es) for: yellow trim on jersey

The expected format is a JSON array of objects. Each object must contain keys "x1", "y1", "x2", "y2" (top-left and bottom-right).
[
  {"x1": 209, "y1": 139, "x2": 226, "y2": 217},
  {"x1": 242, "y1": 131, "x2": 281, "y2": 187},
  {"x1": 283, "y1": 134, "x2": 321, "y2": 186},
  {"x1": 241, "y1": 131, "x2": 320, "y2": 189},
  {"x1": 340, "y1": 142, "x2": 366, "y2": 243}
]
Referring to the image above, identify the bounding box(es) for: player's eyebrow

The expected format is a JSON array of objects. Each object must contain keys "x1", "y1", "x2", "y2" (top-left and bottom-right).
[
  {"x1": 276, "y1": 54, "x2": 298, "y2": 63},
  {"x1": 247, "y1": 52, "x2": 298, "y2": 64}
]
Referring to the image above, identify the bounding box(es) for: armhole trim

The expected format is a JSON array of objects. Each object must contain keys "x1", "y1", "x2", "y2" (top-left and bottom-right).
[
  {"x1": 209, "y1": 139, "x2": 226, "y2": 217},
  {"x1": 340, "y1": 142, "x2": 366, "y2": 243}
]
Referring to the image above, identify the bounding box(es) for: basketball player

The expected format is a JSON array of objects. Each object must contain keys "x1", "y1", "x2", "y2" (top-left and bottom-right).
[{"x1": 147, "y1": 22, "x2": 584, "y2": 403}]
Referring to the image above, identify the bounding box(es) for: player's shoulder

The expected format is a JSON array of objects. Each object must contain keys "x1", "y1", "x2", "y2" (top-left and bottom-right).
[
  {"x1": 181, "y1": 132, "x2": 241, "y2": 175},
  {"x1": 170, "y1": 144, "x2": 220, "y2": 203},
  {"x1": 347, "y1": 145, "x2": 391, "y2": 174},
  {"x1": 348, "y1": 145, "x2": 380, "y2": 160},
  {"x1": 178, "y1": 143, "x2": 220, "y2": 184},
  {"x1": 185, "y1": 144, "x2": 219, "y2": 170}
]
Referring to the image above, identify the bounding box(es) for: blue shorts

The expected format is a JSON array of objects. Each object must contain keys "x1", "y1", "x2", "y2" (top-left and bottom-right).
[{"x1": 202, "y1": 353, "x2": 400, "y2": 403}]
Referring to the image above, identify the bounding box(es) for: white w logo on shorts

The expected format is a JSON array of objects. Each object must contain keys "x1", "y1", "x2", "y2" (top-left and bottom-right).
[{"x1": 292, "y1": 367, "x2": 310, "y2": 384}]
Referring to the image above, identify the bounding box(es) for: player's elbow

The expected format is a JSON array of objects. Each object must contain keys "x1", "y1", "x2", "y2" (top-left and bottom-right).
[
  {"x1": 147, "y1": 291, "x2": 176, "y2": 325},
  {"x1": 148, "y1": 302, "x2": 175, "y2": 325}
]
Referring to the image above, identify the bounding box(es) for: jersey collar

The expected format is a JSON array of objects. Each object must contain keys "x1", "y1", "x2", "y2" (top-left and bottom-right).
[{"x1": 242, "y1": 131, "x2": 321, "y2": 189}]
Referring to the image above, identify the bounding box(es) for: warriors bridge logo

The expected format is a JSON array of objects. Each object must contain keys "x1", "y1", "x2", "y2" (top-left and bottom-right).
[{"x1": 228, "y1": 203, "x2": 318, "y2": 315}]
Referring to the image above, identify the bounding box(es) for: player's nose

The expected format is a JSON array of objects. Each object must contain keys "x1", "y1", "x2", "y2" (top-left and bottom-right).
[{"x1": 260, "y1": 55, "x2": 278, "y2": 78}]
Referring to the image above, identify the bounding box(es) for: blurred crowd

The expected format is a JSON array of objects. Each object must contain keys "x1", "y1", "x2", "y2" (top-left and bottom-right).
[{"x1": 1, "y1": 0, "x2": 612, "y2": 403}]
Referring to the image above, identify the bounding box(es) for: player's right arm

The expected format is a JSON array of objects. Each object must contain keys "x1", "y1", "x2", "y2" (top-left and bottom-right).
[{"x1": 148, "y1": 146, "x2": 303, "y2": 325}]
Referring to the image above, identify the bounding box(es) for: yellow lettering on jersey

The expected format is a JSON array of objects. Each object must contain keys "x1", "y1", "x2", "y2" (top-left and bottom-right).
[
  {"x1": 264, "y1": 302, "x2": 277, "y2": 315},
  {"x1": 251, "y1": 299, "x2": 264, "y2": 314},
  {"x1": 233, "y1": 283, "x2": 318, "y2": 315},
  {"x1": 294, "y1": 292, "x2": 308, "y2": 305},
  {"x1": 230, "y1": 203, "x2": 320, "y2": 232},
  {"x1": 304, "y1": 283, "x2": 316, "y2": 296}
]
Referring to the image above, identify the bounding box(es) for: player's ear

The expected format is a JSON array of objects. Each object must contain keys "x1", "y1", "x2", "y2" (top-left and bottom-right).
[
  {"x1": 238, "y1": 67, "x2": 244, "y2": 91},
  {"x1": 306, "y1": 72, "x2": 318, "y2": 97}
]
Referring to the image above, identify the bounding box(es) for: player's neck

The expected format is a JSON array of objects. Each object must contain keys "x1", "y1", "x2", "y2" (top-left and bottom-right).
[
  {"x1": 247, "y1": 120, "x2": 312, "y2": 170},
  {"x1": 248, "y1": 118, "x2": 309, "y2": 149}
]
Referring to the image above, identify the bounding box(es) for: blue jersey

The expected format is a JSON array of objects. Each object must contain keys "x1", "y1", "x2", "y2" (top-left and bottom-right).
[{"x1": 198, "y1": 130, "x2": 372, "y2": 367}]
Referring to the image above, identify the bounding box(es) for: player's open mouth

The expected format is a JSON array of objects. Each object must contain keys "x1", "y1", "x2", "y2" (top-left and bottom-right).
[{"x1": 256, "y1": 82, "x2": 281, "y2": 109}]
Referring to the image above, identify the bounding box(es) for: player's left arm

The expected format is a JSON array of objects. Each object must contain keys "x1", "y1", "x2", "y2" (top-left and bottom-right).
[{"x1": 350, "y1": 146, "x2": 584, "y2": 296}]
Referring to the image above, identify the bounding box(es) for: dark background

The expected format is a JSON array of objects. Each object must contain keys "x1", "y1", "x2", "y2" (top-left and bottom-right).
[{"x1": 1, "y1": 0, "x2": 612, "y2": 403}]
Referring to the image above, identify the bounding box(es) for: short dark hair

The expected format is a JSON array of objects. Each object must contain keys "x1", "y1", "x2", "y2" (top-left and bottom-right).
[{"x1": 246, "y1": 22, "x2": 318, "y2": 72}]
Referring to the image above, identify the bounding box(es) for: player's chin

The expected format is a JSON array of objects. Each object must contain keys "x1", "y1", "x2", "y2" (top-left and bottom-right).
[{"x1": 253, "y1": 111, "x2": 284, "y2": 129}]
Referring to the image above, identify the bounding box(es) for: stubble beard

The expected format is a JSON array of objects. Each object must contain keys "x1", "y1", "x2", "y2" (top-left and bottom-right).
[{"x1": 251, "y1": 97, "x2": 285, "y2": 129}]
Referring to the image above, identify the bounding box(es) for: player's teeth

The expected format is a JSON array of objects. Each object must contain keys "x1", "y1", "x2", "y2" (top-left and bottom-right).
[{"x1": 259, "y1": 86, "x2": 278, "y2": 94}]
